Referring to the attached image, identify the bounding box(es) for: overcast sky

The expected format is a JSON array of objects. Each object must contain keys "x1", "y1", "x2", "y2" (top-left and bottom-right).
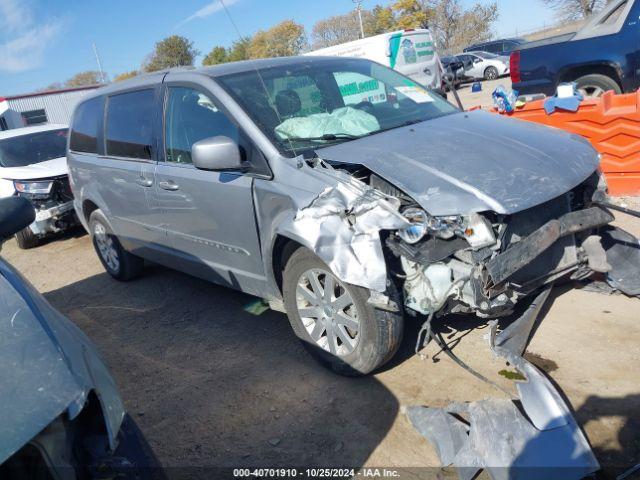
[{"x1": 0, "y1": 0, "x2": 556, "y2": 96}]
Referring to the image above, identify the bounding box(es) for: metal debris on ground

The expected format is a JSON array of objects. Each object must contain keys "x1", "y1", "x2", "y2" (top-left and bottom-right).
[{"x1": 406, "y1": 287, "x2": 600, "y2": 480}]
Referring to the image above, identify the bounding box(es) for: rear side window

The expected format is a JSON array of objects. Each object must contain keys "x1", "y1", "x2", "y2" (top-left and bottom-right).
[
  {"x1": 106, "y1": 89, "x2": 155, "y2": 159},
  {"x1": 70, "y1": 97, "x2": 104, "y2": 153}
]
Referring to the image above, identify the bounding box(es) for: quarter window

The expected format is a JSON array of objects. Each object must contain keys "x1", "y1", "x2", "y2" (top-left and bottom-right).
[
  {"x1": 106, "y1": 89, "x2": 155, "y2": 159},
  {"x1": 164, "y1": 86, "x2": 239, "y2": 164},
  {"x1": 70, "y1": 96, "x2": 104, "y2": 153}
]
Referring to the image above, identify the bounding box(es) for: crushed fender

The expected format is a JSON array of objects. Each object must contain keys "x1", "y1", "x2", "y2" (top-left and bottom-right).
[
  {"x1": 292, "y1": 175, "x2": 408, "y2": 293},
  {"x1": 406, "y1": 287, "x2": 600, "y2": 479}
]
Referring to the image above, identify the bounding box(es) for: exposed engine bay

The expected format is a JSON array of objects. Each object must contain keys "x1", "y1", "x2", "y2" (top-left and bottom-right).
[
  {"x1": 316, "y1": 161, "x2": 637, "y2": 319},
  {"x1": 14, "y1": 175, "x2": 77, "y2": 237}
]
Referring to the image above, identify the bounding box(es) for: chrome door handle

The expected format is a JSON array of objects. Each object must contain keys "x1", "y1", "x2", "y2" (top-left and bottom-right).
[
  {"x1": 135, "y1": 177, "x2": 153, "y2": 187},
  {"x1": 158, "y1": 180, "x2": 180, "y2": 191}
]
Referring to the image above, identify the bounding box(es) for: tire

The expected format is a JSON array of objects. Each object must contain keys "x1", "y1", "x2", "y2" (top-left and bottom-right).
[
  {"x1": 15, "y1": 227, "x2": 39, "y2": 249},
  {"x1": 282, "y1": 247, "x2": 403, "y2": 376},
  {"x1": 89, "y1": 210, "x2": 144, "y2": 281},
  {"x1": 484, "y1": 66, "x2": 499, "y2": 80},
  {"x1": 575, "y1": 74, "x2": 621, "y2": 98}
]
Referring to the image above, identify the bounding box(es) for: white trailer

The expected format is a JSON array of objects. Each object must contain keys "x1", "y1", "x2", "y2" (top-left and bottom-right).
[{"x1": 305, "y1": 29, "x2": 442, "y2": 90}]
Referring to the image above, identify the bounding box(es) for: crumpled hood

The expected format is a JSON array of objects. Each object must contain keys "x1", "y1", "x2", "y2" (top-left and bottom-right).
[
  {"x1": 317, "y1": 110, "x2": 600, "y2": 215},
  {"x1": 0, "y1": 156, "x2": 67, "y2": 181}
]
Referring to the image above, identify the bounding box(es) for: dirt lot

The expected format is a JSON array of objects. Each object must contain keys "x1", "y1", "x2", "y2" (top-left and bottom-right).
[
  {"x1": 2, "y1": 202, "x2": 639, "y2": 479},
  {"x1": 455, "y1": 77, "x2": 511, "y2": 110}
]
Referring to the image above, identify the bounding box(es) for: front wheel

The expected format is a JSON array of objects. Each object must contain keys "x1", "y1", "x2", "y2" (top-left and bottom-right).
[
  {"x1": 89, "y1": 210, "x2": 144, "y2": 281},
  {"x1": 282, "y1": 248, "x2": 403, "y2": 376}
]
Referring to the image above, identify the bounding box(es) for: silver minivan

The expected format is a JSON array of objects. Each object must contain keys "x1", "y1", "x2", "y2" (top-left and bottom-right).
[{"x1": 68, "y1": 56, "x2": 639, "y2": 375}]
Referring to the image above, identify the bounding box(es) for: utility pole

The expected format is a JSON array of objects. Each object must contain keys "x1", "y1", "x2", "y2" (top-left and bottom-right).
[
  {"x1": 353, "y1": 0, "x2": 364, "y2": 39},
  {"x1": 92, "y1": 42, "x2": 106, "y2": 84}
]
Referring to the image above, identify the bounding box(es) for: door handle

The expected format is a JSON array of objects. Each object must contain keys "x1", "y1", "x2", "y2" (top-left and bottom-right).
[
  {"x1": 135, "y1": 177, "x2": 153, "y2": 187},
  {"x1": 158, "y1": 180, "x2": 180, "y2": 191}
]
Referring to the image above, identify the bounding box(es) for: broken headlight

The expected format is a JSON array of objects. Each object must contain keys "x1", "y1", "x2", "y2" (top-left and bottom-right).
[
  {"x1": 398, "y1": 208, "x2": 464, "y2": 244},
  {"x1": 399, "y1": 208, "x2": 496, "y2": 249},
  {"x1": 463, "y1": 213, "x2": 496, "y2": 249},
  {"x1": 398, "y1": 208, "x2": 430, "y2": 244}
]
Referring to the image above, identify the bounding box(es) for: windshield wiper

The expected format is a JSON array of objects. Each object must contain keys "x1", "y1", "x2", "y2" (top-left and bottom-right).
[{"x1": 282, "y1": 133, "x2": 364, "y2": 142}]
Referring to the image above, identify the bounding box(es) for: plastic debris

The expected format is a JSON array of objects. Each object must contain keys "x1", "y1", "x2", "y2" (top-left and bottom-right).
[
  {"x1": 492, "y1": 85, "x2": 518, "y2": 113},
  {"x1": 243, "y1": 299, "x2": 270, "y2": 316},
  {"x1": 543, "y1": 82, "x2": 584, "y2": 114}
]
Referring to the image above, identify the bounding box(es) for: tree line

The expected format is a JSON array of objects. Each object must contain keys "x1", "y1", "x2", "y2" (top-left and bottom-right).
[{"x1": 42, "y1": 0, "x2": 607, "y2": 89}]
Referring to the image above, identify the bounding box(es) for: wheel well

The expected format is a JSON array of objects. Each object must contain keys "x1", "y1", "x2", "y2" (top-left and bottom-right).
[
  {"x1": 560, "y1": 64, "x2": 621, "y2": 87},
  {"x1": 82, "y1": 200, "x2": 99, "y2": 223},
  {"x1": 271, "y1": 236, "x2": 303, "y2": 295}
]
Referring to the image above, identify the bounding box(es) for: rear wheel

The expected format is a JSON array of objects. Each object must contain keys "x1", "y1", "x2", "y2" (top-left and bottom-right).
[
  {"x1": 575, "y1": 74, "x2": 621, "y2": 98},
  {"x1": 282, "y1": 247, "x2": 403, "y2": 376},
  {"x1": 89, "y1": 210, "x2": 144, "y2": 281},
  {"x1": 484, "y1": 66, "x2": 499, "y2": 80},
  {"x1": 15, "y1": 227, "x2": 39, "y2": 249}
]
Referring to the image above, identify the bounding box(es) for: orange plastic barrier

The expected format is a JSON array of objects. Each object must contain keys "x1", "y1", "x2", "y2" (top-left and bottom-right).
[{"x1": 495, "y1": 90, "x2": 640, "y2": 196}]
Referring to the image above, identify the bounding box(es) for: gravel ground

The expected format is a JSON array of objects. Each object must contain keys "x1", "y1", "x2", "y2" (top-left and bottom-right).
[
  {"x1": 454, "y1": 78, "x2": 510, "y2": 110},
  {"x1": 2, "y1": 208, "x2": 639, "y2": 478}
]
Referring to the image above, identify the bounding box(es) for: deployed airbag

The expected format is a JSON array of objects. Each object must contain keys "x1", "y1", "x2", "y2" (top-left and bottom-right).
[{"x1": 275, "y1": 107, "x2": 380, "y2": 140}]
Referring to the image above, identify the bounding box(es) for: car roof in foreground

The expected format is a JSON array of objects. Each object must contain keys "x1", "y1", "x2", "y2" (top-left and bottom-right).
[
  {"x1": 0, "y1": 124, "x2": 68, "y2": 140},
  {"x1": 81, "y1": 56, "x2": 373, "y2": 100}
]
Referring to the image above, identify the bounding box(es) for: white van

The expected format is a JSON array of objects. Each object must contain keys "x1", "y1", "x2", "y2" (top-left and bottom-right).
[{"x1": 305, "y1": 29, "x2": 442, "y2": 90}]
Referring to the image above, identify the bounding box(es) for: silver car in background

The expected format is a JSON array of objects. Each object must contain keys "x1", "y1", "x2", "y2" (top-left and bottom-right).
[{"x1": 67, "y1": 56, "x2": 639, "y2": 375}]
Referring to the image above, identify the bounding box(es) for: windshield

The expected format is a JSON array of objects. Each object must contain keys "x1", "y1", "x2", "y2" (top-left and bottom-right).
[
  {"x1": 217, "y1": 58, "x2": 459, "y2": 156},
  {"x1": 0, "y1": 129, "x2": 68, "y2": 168},
  {"x1": 475, "y1": 51, "x2": 499, "y2": 59}
]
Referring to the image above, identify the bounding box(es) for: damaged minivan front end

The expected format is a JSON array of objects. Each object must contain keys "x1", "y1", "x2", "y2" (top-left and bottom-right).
[{"x1": 297, "y1": 110, "x2": 639, "y2": 322}]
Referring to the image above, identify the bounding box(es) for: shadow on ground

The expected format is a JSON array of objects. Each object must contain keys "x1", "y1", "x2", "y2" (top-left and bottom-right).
[{"x1": 44, "y1": 265, "x2": 400, "y2": 474}]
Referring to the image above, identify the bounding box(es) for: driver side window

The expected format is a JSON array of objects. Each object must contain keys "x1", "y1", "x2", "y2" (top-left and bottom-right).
[{"x1": 164, "y1": 86, "x2": 239, "y2": 164}]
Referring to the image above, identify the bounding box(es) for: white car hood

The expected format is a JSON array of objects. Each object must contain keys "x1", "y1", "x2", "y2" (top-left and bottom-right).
[{"x1": 0, "y1": 157, "x2": 68, "y2": 181}]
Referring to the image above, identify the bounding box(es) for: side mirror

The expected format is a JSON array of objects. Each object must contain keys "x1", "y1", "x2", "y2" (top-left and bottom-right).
[
  {"x1": 192, "y1": 136, "x2": 243, "y2": 171},
  {"x1": 0, "y1": 197, "x2": 35, "y2": 241},
  {"x1": 473, "y1": 58, "x2": 482, "y2": 64}
]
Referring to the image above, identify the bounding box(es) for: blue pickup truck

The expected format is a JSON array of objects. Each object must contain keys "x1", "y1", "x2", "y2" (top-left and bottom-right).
[{"x1": 511, "y1": 0, "x2": 640, "y2": 97}]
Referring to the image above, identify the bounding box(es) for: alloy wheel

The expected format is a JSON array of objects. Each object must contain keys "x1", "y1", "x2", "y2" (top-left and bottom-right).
[
  {"x1": 94, "y1": 222, "x2": 120, "y2": 273},
  {"x1": 295, "y1": 268, "x2": 360, "y2": 356},
  {"x1": 577, "y1": 85, "x2": 605, "y2": 98}
]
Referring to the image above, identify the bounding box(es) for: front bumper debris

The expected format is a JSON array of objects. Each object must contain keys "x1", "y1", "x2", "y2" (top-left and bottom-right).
[
  {"x1": 28, "y1": 201, "x2": 75, "y2": 236},
  {"x1": 485, "y1": 206, "x2": 614, "y2": 288},
  {"x1": 406, "y1": 287, "x2": 600, "y2": 479}
]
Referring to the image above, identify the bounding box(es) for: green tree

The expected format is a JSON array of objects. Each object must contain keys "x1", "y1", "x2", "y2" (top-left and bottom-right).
[
  {"x1": 64, "y1": 70, "x2": 105, "y2": 87},
  {"x1": 248, "y1": 20, "x2": 306, "y2": 58},
  {"x1": 203, "y1": 46, "x2": 228, "y2": 66},
  {"x1": 227, "y1": 37, "x2": 252, "y2": 62},
  {"x1": 392, "y1": 0, "x2": 434, "y2": 29},
  {"x1": 366, "y1": 5, "x2": 397, "y2": 35},
  {"x1": 144, "y1": 35, "x2": 199, "y2": 72},
  {"x1": 113, "y1": 71, "x2": 138, "y2": 82}
]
